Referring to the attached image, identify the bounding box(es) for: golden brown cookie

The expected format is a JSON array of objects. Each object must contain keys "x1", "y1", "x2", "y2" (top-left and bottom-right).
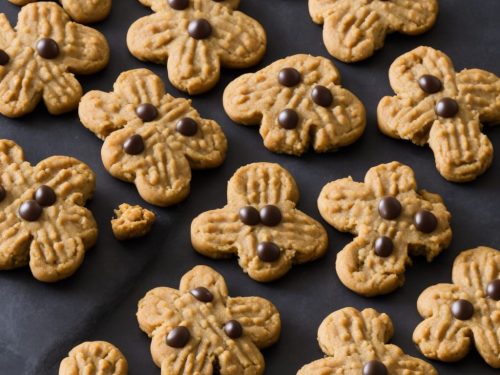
[
  {"x1": 0, "y1": 2, "x2": 109, "y2": 118},
  {"x1": 111, "y1": 203, "x2": 155, "y2": 240},
  {"x1": 318, "y1": 162, "x2": 451, "y2": 296},
  {"x1": 378, "y1": 46, "x2": 500, "y2": 182},
  {"x1": 137, "y1": 265, "x2": 281, "y2": 374},
  {"x1": 0, "y1": 139, "x2": 97, "y2": 282},
  {"x1": 59, "y1": 341, "x2": 128, "y2": 375},
  {"x1": 223, "y1": 54, "x2": 366, "y2": 155},
  {"x1": 191, "y1": 162, "x2": 328, "y2": 282},
  {"x1": 127, "y1": 0, "x2": 266, "y2": 94},
  {"x1": 79, "y1": 69, "x2": 227, "y2": 207},
  {"x1": 414, "y1": 247, "x2": 500, "y2": 368},
  {"x1": 308, "y1": 0, "x2": 438, "y2": 62},
  {"x1": 8, "y1": 0, "x2": 112, "y2": 23},
  {"x1": 297, "y1": 307, "x2": 437, "y2": 375}
]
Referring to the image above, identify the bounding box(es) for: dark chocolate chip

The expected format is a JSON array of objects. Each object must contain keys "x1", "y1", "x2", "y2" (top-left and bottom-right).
[
  {"x1": 311, "y1": 85, "x2": 333, "y2": 107},
  {"x1": 168, "y1": 0, "x2": 189, "y2": 10},
  {"x1": 36, "y1": 38, "x2": 59, "y2": 59},
  {"x1": 19, "y1": 200, "x2": 43, "y2": 221},
  {"x1": 223, "y1": 320, "x2": 243, "y2": 339},
  {"x1": 374, "y1": 236, "x2": 393, "y2": 257},
  {"x1": 414, "y1": 210, "x2": 437, "y2": 233},
  {"x1": 166, "y1": 326, "x2": 190, "y2": 348},
  {"x1": 378, "y1": 196, "x2": 402, "y2": 220},
  {"x1": 0, "y1": 185, "x2": 6, "y2": 202},
  {"x1": 257, "y1": 242, "x2": 280, "y2": 262},
  {"x1": 136, "y1": 103, "x2": 158, "y2": 122},
  {"x1": 34, "y1": 185, "x2": 56, "y2": 207},
  {"x1": 278, "y1": 109, "x2": 299, "y2": 129},
  {"x1": 363, "y1": 360, "x2": 387, "y2": 375},
  {"x1": 176, "y1": 117, "x2": 198, "y2": 136},
  {"x1": 259, "y1": 205, "x2": 282, "y2": 226},
  {"x1": 278, "y1": 68, "x2": 301, "y2": 87},
  {"x1": 188, "y1": 19, "x2": 212, "y2": 39},
  {"x1": 123, "y1": 134, "x2": 145, "y2": 155},
  {"x1": 190, "y1": 287, "x2": 213, "y2": 302},
  {"x1": 451, "y1": 299, "x2": 474, "y2": 320},
  {"x1": 435, "y1": 97, "x2": 459, "y2": 118},
  {"x1": 486, "y1": 279, "x2": 500, "y2": 301},
  {"x1": 0, "y1": 49, "x2": 9, "y2": 66},
  {"x1": 239, "y1": 206, "x2": 260, "y2": 226},
  {"x1": 418, "y1": 74, "x2": 442, "y2": 94}
]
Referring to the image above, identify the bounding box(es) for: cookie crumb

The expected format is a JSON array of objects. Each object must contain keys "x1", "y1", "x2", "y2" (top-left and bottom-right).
[{"x1": 112, "y1": 204, "x2": 155, "y2": 240}]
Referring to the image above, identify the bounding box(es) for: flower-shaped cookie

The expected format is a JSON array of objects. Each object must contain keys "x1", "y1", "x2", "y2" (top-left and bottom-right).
[
  {"x1": 191, "y1": 162, "x2": 328, "y2": 282},
  {"x1": 378, "y1": 46, "x2": 500, "y2": 182},
  {"x1": 79, "y1": 69, "x2": 227, "y2": 207},
  {"x1": 414, "y1": 247, "x2": 500, "y2": 368},
  {"x1": 59, "y1": 341, "x2": 128, "y2": 375},
  {"x1": 308, "y1": 0, "x2": 438, "y2": 62},
  {"x1": 223, "y1": 54, "x2": 366, "y2": 155},
  {"x1": 318, "y1": 162, "x2": 451, "y2": 296},
  {"x1": 297, "y1": 307, "x2": 437, "y2": 374},
  {"x1": 127, "y1": 0, "x2": 266, "y2": 94},
  {"x1": 0, "y1": 139, "x2": 97, "y2": 282},
  {"x1": 137, "y1": 265, "x2": 281, "y2": 374},
  {"x1": 0, "y1": 2, "x2": 109, "y2": 117},
  {"x1": 8, "y1": 0, "x2": 112, "y2": 23}
]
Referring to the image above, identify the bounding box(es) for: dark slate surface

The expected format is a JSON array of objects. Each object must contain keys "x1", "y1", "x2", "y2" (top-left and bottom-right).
[{"x1": 0, "y1": 0, "x2": 499, "y2": 374}]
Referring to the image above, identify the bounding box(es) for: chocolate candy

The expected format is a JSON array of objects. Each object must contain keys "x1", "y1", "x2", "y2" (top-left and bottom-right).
[
  {"x1": 418, "y1": 74, "x2": 442, "y2": 94},
  {"x1": 188, "y1": 19, "x2": 212, "y2": 39},
  {"x1": 35, "y1": 185, "x2": 56, "y2": 207},
  {"x1": 378, "y1": 196, "x2": 401, "y2": 220},
  {"x1": 259, "y1": 205, "x2": 282, "y2": 226},
  {"x1": 363, "y1": 360, "x2": 387, "y2": 375},
  {"x1": 0, "y1": 185, "x2": 6, "y2": 202},
  {"x1": 166, "y1": 326, "x2": 191, "y2": 348},
  {"x1": 451, "y1": 299, "x2": 474, "y2": 320},
  {"x1": 311, "y1": 85, "x2": 333, "y2": 107},
  {"x1": 36, "y1": 38, "x2": 60, "y2": 59},
  {"x1": 278, "y1": 109, "x2": 299, "y2": 129},
  {"x1": 239, "y1": 206, "x2": 260, "y2": 226},
  {"x1": 123, "y1": 134, "x2": 145, "y2": 155},
  {"x1": 176, "y1": 117, "x2": 198, "y2": 136},
  {"x1": 435, "y1": 97, "x2": 459, "y2": 118},
  {"x1": 374, "y1": 236, "x2": 393, "y2": 257},
  {"x1": 136, "y1": 103, "x2": 158, "y2": 122},
  {"x1": 0, "y1": 49, "x2": 9, "y2": 66},
  {"x1": 486, "y1": 279, "x2": 500, "y2": 300},
  {"x1": 414, "y1": 210, "x2": 437, "y2": 233},
  {"x1": 278, "y1": 67, "x2": 301, "y2": 87},
  {"x1": 190, "y1": 287, "x2": 213, "y2": 302},
  {"x1": 223, "y1": 320, "x2": 243, "y2": 339},
  {"x1": 19, "y1": 200, "x2": 43, "y2": 221},
  {"x1": 257, "y1": 242, "x2": 280, "y2": 262},
  {"x1": 168, "y1": 0, "x2": 189, "y2": 10}
]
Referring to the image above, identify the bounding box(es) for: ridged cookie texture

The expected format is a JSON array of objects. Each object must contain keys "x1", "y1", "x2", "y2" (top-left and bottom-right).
[
  {"x1": 79, "y1": 69, "x2": 227, "y2": 207},
  {"x1": 9, "y1": 0, "x2": 112, "y2": 23},
  {"x1": 414, "y1": 247, "x2": 500, "y2": 368},
  {"x1": 127, "y1": 0, "x2": 266, "y2": 94},
  {"x1": 191, "y1": 162, "x2": 328, "y2": 282},
  {"x1": 59, "y1": 341, "x2": 128, "y2": 375},
  {"x1": 0, "y1": 2, "x2": 109, "y2": 117},
  {"x1": 308, "y1": 0, "x2": 438, "y2": 62},
  {"x1": 0, "y1": 139, "x2": 97, "y2": 282},
  {"x1": 223, "y1": 54, "x2": 366, "y2": 155},
  {"x1": 378, "y1": 46, "x2": 500, "y2": 182},
  {"x1": 111, "y1": 203, "x2": 156, "y2": 240},
  {"x1": 297, "y1": 307, "x2": 437, "y2": 375},
  {"x1": 137, "y1": 265, "x2": 281, "y2": 375},
  {"x1": 318, "y1": 162, "x2": 451, "y2": 296}
]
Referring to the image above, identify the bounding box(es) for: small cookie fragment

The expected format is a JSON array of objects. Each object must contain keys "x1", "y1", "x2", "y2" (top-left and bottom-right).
[
  {"x1": 137, "y1": 265, "x2": 281, "y2": 374},
  {"x1": 308, "y1": 0, "x2": 438, "y2": 62},
  {"x1": 378, "y1": 46, "x2": 500, "y2": 182},
  {"x1": 59, "y1": 341, "x2": 128, "y2": 375},
  {"x1": 127, "y1": 0, "x2": 266, "y2": 94},
  {"x1": 318, "y1": 162, "x2": 452, "y2": 296},
  {"x1": 297, "y1": 307, "x2": 437, "y2": 374},
  {"x1": 191, "y1": 162, "x2": 328, "y2": 282},
  {"x1": 223, "y1": 54, "x2": 366, "y2": 155},
  {"x1": 112, "y1": 203, "x2": 155, "y2": 240},
  {"x1": 414, "y1": 247, "x2": 500, "y2": 368}
]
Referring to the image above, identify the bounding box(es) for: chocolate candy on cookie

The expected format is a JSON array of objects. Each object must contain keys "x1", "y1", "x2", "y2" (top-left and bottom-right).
[
  {"x1": 297, "y1": 307, "x2": 437, "y2": 374},
  {"x1": 0, "y1": 140, "x2": 97, "y2": 282},
  {"x1": 111, "y1": 203, "x2": 156, "y2": 241},
  {"x1": 308, "y1": 0, "x2": 438, "y2": 62},
  {"x1": 0, "y1": 2, "x2": 109, "y2": 117},
  {"x1": 378, "y1": 46, "x2": 500, "y2": 182},
  {"x1": 127, "y1": 0, "x2": 266, "y2": 94},
  {"x1": 79, "y1": 69, "x2": 227, "y2": 207},
  {"x1": 414, "y1": 247, "x2": 500, "y2": 368},
  {"x1": 191, "y1": 162, "x2": 328, "y2": 282},
  {"x1": 137, "y1": 265, "x2": 281, "y2": 374},
  {"x1": 223, "y1": 54, "x2": 366, "y2": 155},
  {"x1": 318, "y1": 162, "x2": 451, "y2": 296}
]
